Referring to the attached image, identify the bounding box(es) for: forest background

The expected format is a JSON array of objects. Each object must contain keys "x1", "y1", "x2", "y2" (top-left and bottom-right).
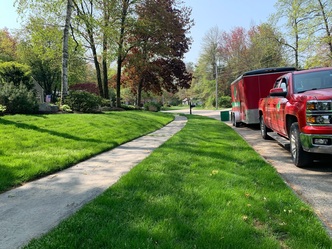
[{"x1": 0, "y1": 0, "x2": 331, "y2": 109}]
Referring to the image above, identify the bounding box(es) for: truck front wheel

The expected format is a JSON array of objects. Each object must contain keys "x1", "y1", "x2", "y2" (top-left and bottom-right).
[{"x1": 290, "y1": 122, "x2": 312, "y2": 167}]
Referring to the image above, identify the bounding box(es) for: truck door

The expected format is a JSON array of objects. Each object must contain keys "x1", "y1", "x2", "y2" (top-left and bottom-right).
[
  {"x1": 271, "y1": 78, "x2": 288, "y2": 136},
  {"x1": 268, "y1": 79, "x2": 282, "y2": 133},
  {"x1": 265, "y1": 80, "x2": 280, "y2": 129},
  {"x1": 276, "y1": 78, "x2": 289, "y2": 136}
]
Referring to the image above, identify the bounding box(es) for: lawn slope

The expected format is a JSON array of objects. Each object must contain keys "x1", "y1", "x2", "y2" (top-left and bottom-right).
[
  {"x1": 25, "y1": 115, "x2": 332, "y2": 249},
  {"x1": 0, "y1": 111, "x2": 173, "y2": 193}
]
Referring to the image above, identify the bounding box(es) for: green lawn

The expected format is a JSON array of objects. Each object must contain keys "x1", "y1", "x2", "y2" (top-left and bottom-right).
[
  {"x1": 23, "y1": 115, "x2": 332, "y2": 249},
  {"x1": 0, "y1": 111, "x2": 173, "y2": 193},
  {"x1": 161, "y1": 105, "x2": 190, "y2": 111}
]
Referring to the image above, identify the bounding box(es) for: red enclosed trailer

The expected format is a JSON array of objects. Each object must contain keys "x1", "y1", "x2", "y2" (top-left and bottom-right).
[{"x1": 230, "y1": 67, "x2": 296, "y2": 127}]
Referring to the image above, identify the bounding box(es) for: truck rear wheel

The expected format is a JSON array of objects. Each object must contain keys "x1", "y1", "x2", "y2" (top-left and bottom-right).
[
  {"x1": 260, "y1": 115, "x2": 269, "y2": 140},
  {"x1": 290, "y1": 122, "x2": 312, "y2": 167}
]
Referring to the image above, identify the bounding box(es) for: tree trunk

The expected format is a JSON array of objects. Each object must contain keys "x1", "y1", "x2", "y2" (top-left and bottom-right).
[
  {"x1": 317, "y1": 0, "x2": 332, "y2": 58},
  {"x1": 116, "y1": 53, "x2": 122, "y2": 107},
  {"x1": 102, "y1": 56, "x2": 109, "y2": 99},
  {"x1": 61, "y1": 0, "x2": 72, "y2": 105},
  {"x1": 102, "y1": 0, "x2": 110, "y2": 99},
  {"x1": 137, "y1": 78, "x2": 143, "y2": 107},
  {"x1": 115, "y1": 0, "x2": 129, "y2": 108},
  {"x1": 88, "y1": 30, "x2": 103, "y2": 96}
]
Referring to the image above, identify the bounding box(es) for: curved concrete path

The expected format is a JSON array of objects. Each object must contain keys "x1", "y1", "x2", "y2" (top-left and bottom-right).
[{"x1": 0, "y1": 115, "x2": 187, "y2": 249}]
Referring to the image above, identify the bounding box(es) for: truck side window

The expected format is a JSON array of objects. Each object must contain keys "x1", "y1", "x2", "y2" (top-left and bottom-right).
[{"x1": 280, "y1": 81, "x2": 287, "y2": 92}]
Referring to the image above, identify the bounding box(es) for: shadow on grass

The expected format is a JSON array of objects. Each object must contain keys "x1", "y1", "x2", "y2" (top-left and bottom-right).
[
  {"x1": 23, "y1": 115, "x2": 332, "y2": 248},
  {"x1": 0, "y1": 163, "x2": 17, "y2": 193},
  {"x1": 25, "y1": 115, "x2": 294, "y2": 248},
  {"x1": 0, "y1": 118, "x2": 106, "y2": 144}
]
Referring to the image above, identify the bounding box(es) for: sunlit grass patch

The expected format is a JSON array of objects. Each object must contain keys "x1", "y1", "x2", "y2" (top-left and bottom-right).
[
  {"x1": 24, "y1": 115, "x2": 332, "y2": 249},
  {"x1": 0, "y1": 111, "x2": 173, "y2": 192}
]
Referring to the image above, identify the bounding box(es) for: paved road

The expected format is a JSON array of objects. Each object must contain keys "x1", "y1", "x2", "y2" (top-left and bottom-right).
[{"x1": 165, "y1": 109, "x2": 332, "y2": 236}]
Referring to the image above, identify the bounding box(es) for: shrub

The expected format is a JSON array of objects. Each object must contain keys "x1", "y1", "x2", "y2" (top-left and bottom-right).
[
  {"x1": 0, "y1": 104, "x2": 6, "y2": 115},
  {"x1": 64, "y1": 90, "x2": 103, "y2": 113},
  {"x1": 219, "y1": 96, "x2": 232, "y2": 108},
  {"x1": 0, "y1": 61, "x2": 33, "y2": 90},
  {"x1": 143, "y1": 102, "x2": 161, "y2": 112},
  {"x1": 60, "y1": 104, "x2": 73, "y2": 113},
  {"x1": 0, "y1": 82, "x2": 38, "y2": 114}
]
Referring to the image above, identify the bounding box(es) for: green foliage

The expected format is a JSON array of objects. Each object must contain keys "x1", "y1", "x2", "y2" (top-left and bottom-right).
[
  {"x1": 219, "y1": 95, "x2": 232, "y2": 108},
  {"x1": 0, "y1": 104, "x2": 6, "y2": 114},
  {"x1": 60, "y1": 104, "x2": 73, "y2": 113},
  {"x1": 0, "y1": 28, "x2": 17, "y2": 62},
  {"x1": 121, "y1": 104, "x2": 140, "y2": 110},
  {"x1": 143, "y1": 101, "x2": 161, "y2": 112},
  {"x1": 17, "y1": 17, "x2": 87, "y2": 97},
  {"x1": 0, "y1": 61, "x2": 33, "y2": 90},
  {"x1": 64, "y1": 90, "x2": 103, "y2": 113},
  {"x1": 191, "y1": 24, "x2": 289, "y2": 107},
  {"x1": 0, "y1": 82, "x2": 38, "y2": 114}
]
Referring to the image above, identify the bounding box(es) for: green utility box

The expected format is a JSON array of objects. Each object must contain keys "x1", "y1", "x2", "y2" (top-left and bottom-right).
[{"x1": 220, "y1": 111, "x2": 229, "y2": 121}]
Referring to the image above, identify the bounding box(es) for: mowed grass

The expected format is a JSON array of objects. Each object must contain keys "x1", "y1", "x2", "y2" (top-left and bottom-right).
[
  {"x1": 25, "y1": 115, "x2": 332, "y2": 249},
  {"x1": 0, "y1": 111, "x2": 173, "y2": 193}
]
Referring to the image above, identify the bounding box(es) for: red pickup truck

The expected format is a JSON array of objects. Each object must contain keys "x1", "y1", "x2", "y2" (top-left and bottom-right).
[{"x1": 259, "y1": 67, "x2": 332, "y2": 167}]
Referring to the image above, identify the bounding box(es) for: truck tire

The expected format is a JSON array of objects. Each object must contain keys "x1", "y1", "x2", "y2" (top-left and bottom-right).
[
  {"x1": 290, "y1": 122, "x2": 312, "y2": 167},
  {"x1": 260, "y1": 115, "x2": 269, "y2": 140}
]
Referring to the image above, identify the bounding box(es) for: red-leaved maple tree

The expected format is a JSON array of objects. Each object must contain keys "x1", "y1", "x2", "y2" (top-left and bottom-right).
[{"x1": 122, "y1": 0, "x2": 193, "y2": 106}]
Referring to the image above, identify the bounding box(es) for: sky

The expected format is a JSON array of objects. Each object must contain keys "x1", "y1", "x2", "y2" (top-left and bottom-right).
[{"x1": 0, "y1": 0, "x2": 277, "y2": 63}]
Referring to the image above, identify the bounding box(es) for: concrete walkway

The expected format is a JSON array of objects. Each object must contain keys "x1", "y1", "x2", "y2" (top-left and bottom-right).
[{"x1": 0, "y1": 115, "x2": 187, "y2": 249}]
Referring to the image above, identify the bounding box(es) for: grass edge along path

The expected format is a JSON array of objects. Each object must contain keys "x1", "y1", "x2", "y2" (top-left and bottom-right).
[
  {"x1": 0, "y1": 111, "x2": 173, "y2": 193},
  {"x1": 25, "y1": 115, "x2": 332, "y2": 249}
]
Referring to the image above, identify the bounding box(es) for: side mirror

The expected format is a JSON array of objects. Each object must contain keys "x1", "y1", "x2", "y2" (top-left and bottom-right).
[{"x1": 269, "y1": 88, "x2": 287, "y2": 97}]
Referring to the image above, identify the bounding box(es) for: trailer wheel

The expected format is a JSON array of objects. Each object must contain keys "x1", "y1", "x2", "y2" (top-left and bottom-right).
[
  {"x1": 290, "y1": 122, "x2": 312, "y2": 167},
  {"x1": 259, "y1": 115, "x2": 269, "y2": 140},
  {"x1": 231, "y1": 113, "x2": 240, "y2": 127}
]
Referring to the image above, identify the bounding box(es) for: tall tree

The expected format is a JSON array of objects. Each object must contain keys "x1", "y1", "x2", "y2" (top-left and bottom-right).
[
  {"x1": 114, "y1": 0, "x2": 138, "y2": 107},
  {"x1": 0, "y1": 29, "x2": 18, "y2": 62},
  {"x1": 316, "y1": 0, "x2": 332, "y2": 59},
  {"x1": 201, "y1": 26, "x2": 222, "y2": 81},
  {"x1": 192, "y1": 24, "x2": 288, "y2": 107},
  {"x1": 61, "y1": 0, "x2": 73, "y2": 104},
  {"x1": 247, "y1": 23, "x2": 287, "y2": 68},
  {"x1": 304, "y1": 0, "x2": 332, "y2": 66},
  {"x1": 16, "y1": 0, "x2": 77, "y2": 102},
  {"x1": 100, "y1": 0, "x2": 114, "y2": 99},
  {"x1": 72, "y1": 0, "x2": 104, "y2": 97},
  {"x1": 123, "y1": 0, "x2": 193, "y2": 106},
  {"x1": 272, "y1": 0, "x2": 315, "y2": 68},
  {"x1": 17, "y1": 17, "x2": 86, "y2": 100}
]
